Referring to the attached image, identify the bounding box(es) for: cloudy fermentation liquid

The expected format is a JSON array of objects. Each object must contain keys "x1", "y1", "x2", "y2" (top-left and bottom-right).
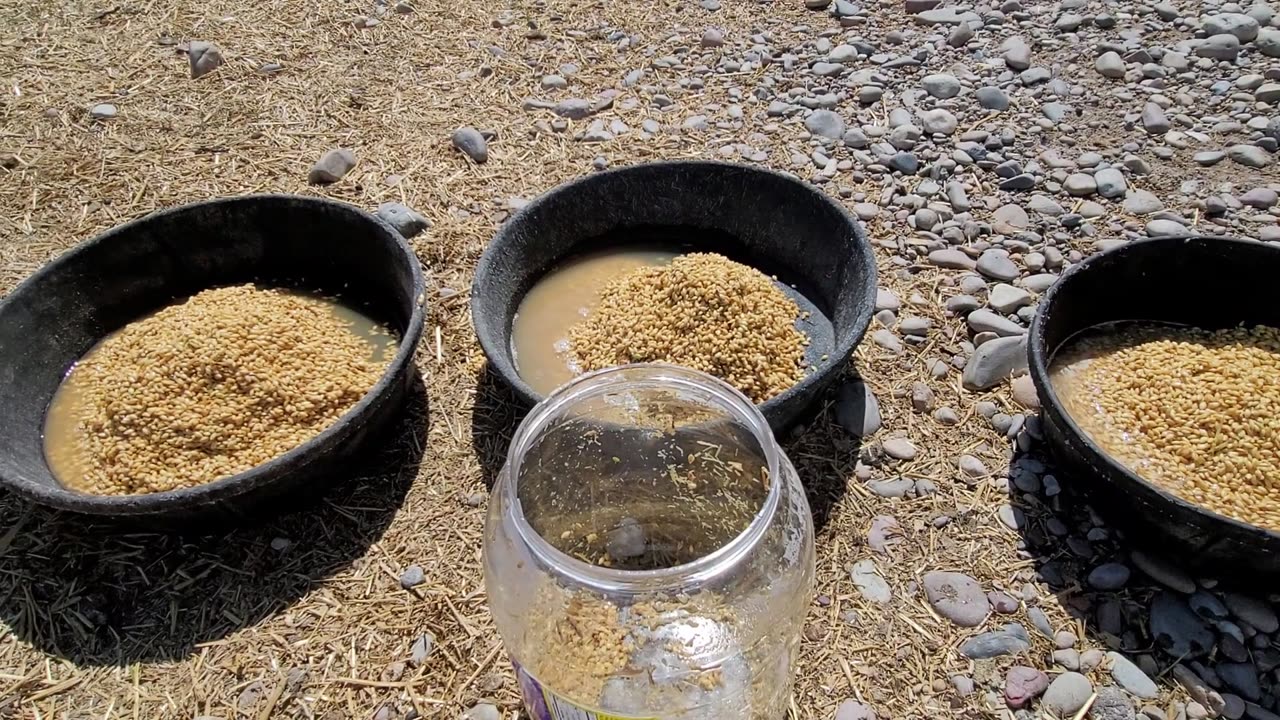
[{"x1": 511, "y1": 248, "x2": 676, "y2": 395}]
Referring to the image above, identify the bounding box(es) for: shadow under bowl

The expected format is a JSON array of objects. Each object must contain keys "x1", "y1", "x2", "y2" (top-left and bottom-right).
[
  {"x1": 0, "y1": 194, "x2": 427, "y2": 529},
  {"x1": 1028, "y1": 234, "x2": 1280, "y2": 582},
  {"x1": 470, "y1": 160, "x2": 877, "y2": 432}
]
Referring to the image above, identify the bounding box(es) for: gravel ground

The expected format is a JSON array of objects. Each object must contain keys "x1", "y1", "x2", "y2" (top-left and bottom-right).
[{"x1": 1, "y1": 0, "x2": 1279, "y2": 718}]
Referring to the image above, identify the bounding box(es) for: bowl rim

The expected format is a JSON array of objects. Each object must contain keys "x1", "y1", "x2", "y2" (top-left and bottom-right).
[
  {"x1": 0, "y1": 193, "x2": 427, "y2": 515},
  {"x1": 1028, "y1": 233, "x2": 1280, "y2": 543},
  {"x1": 470, "y1": 159, "x2": 876, "y2": 414}
]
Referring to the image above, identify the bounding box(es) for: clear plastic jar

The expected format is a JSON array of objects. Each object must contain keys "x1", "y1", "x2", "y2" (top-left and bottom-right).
[{"x1": 484, "y1": 364, "x2": 816, "y2": 720}]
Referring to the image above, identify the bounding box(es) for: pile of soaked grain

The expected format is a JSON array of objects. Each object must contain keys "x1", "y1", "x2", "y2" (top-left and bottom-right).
[
  {"x1": 57, "y1": 284, "x2": 391, "y2": 495},
  {"x1": 568, "y1": 253, "x2": 806, "y2": 403},
  {"x1": 518, "y1": 585, "x2": 738, "y2": 709},
  {"x1": 522, "y1": 589, "x2": 631, "y2": 702},
  {"x1": 1051, "y1": 323, "x2": 1280, "y2": 530}
]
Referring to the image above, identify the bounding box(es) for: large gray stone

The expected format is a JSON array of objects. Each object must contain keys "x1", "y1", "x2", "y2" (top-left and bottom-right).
[
  {"x1": 1223, "y1": 593, "x2": 1279, "y2": 633},
  {"x1": 962, "y1": 334, "x2": 1028, "y2": 390},
  {"x1": 850, "y1": 559, "x2": 892, "y2": 603},
  {"x1": 1147, "y1": 219, "x2": 1190, "y2": 237},
  {"x1": 1125, "y1": 189, "x2": 1164, "y2": 215},
  {"x1": 1043, "y1": 673, "x2": 1093, "y2": 716},
  {"x1": 914, "y1": 8, "x2": 967, "y2": 24},
  {"x1": 552, "y1": 98, "x2": 595, "y2": 119},
  {"x1": 462, "y1": 704, "x2": 500, "y2": 720},
  {"x1": 1228, "y1": 145, "x2": 1271, "y2": 168},
  {"x1": 376, "y1": 202, "x2": 431, "y2": 239},
  {"x1": 992, "y1": 204, "x2": 1028, "y2": 235},
  {"x1": 308, "y1": 148, "x2": 357, "y2": 184},
  {"x1": 1095, "y1": 52, "x2": 1126, "y2": 78},
  {"x1": 919, "y1": 108, "x2": 958, "y2": 135},
  {"x1": 923, "y1": 571, "x2": 990, "y2": 627},
  {"x1": 1108, "y1": 652, "x2": 1158, "y2": 699},
  {"x1": 1195, "y1": 151, "x2": 1226, "y2": 166},
  {"x1": 989, "y1": 284, "x2": 1032, "y2": 313},
  {"x1": 867, "y1": 477, "x2": 916, "y2": 498},
  {"x1": 1150, "y1": 592, "x2": 1215, "y2": 658},
  {"x1": 929, "y1": 248, "x2": 976, "y2": 269},
  {"x1": 1258, "y1": 28, "x2": 1280, "y2": 58},
  {"x1": 1202, "y1": 13, "x2": 1260, "y2": 42},
  {"x1": 922, "y1": 73, "x2": 961, "y2": 99},
  {"x1": 188, "y1": 40, "x2": 224, "y2": 79},
  {"x1": 829, "y1": 44, "x2": 860, "y2": 63},
  {"x1": 1088, "y1": 563, "x2": 1131, "y2": 590},
  {"x1": 834, "y1": 701, "x2": 877, "y2": 720},
  {"x1": 968, "y1": 309, "x2": 1026, "y2": 337},
  {"x1": 805, "y1": 109, "x2": 846, "y2": 139},
  {"x1": 1131, "y1": 550, "x2": 1196, "y2": 593},
  {"x1": 1255, "y1": 83, "x2": 1280, "y2": 104},
  {"x1": 976, "y1": 86, "x2": 1010, "y2": 111},
  {"x1": 1218, "y1": 662, "x2": 1261, "y2": 701},
  {"x1": 1196, "y1": 34, "x2": 1242, "y2": 61},
  {"x1": 960, "y1": 627, "x2": 1031, "y2": 659},
  {"x1": 976, "y1": 249, "x2": 1020, "y2": 281},
  {"x1": 1142, "y1": 103, "x2": 1170, "y2": 135},
  {"x1": 451, "y1": 127, "x2": 489, "y2": 163},
  {"x1": 1091, "y1": 686, "x2": 1136, "y2": 720},
  {"x1": 836, "y1": 379, "x2": 881, "y2": 437},
  {"x1": 1095, "y1": 168, "x2": 1127, "y2": 198},
  {"x1": 1065, "y1": 173, "x2": 1097, "y2": 196},
  {"x1": 882, "y1": 437, "x2": 917, "y2": 460},
  {"x1": 1003, "y1": 37, "x2": 1032, "y2": 70},
  {"x1": 1240, "y1": 189, "x2": 1279, "y2": 209}
]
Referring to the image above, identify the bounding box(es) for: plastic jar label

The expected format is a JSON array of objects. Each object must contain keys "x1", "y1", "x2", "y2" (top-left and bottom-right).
[{"x1": 514, "y1": 661, "x2": 656, "y2": 720}]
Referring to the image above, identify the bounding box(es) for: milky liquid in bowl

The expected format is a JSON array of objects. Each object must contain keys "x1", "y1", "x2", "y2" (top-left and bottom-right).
[{"x1": 511, "y1": 247, "x2": 676, "y2": 396}]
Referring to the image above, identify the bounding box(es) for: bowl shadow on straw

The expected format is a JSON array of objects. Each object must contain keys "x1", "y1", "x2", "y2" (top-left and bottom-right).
[
  {"x1": 469, "y1": 363, "x2": 856, "y2": 535},
  {"x1": 0, "y1": 374, "x2": 428, "y2": 667},
  {"x1": 1003, "y1": 443, "x2": 1224, "y2": 674}
]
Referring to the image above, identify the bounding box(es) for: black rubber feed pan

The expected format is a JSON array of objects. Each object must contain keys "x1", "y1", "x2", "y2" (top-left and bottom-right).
[
  {"x1": 0, "y1": 195, "x2": 426, "y2": 528},
  {"x1": 1029, "y1": 235, "x2": 1280, "y2": 580},
  {"x1": 471, "y1": 161, "x2": 877, "y2": 431}
]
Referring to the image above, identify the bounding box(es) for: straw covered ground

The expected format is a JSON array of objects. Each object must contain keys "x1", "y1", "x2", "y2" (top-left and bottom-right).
[{"x1": 2, "y1": 0, "x2": 1279, "y2": 718}]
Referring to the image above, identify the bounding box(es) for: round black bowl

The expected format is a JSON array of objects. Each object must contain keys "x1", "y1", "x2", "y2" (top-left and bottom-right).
[
  {"x1": 0, "y1": 195, "x2": 426, "y2": 528},
  {"x1": 1029, "y1": 235, "x2": 1280, "y2": 580},
  {"x1": 471, "y1": 161, "x2": 877, "y2": 431}
]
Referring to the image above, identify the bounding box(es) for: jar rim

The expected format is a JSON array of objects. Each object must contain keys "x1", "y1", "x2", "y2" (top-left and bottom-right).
[{"x1": 503, "y1": 363, "x2": 783, "y2": 594}]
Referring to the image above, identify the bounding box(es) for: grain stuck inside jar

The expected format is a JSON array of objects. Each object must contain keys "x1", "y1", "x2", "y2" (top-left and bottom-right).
[
  {"x1": 1049, "y1": 322, "x2": 1280, "y2": 531},
  {"x1": 484, "y1": 364, "x2": 815, "y2": 720},
  {"x1": 512, "y1": 250, "x2": 808, "y2": 403},
  {"x1": 43, "y1": 284, "x2": 396, "y2": 496}
]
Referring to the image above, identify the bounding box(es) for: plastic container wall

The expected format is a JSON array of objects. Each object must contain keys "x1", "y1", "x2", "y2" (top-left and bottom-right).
[{"x1": 484, "y1": 364, "x2": 816, "y2": 720}]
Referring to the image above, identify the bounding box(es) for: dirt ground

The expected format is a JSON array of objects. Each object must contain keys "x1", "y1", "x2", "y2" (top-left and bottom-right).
[{"x1": 0, "y1": 0, "x2": 1258, "y2": 718}]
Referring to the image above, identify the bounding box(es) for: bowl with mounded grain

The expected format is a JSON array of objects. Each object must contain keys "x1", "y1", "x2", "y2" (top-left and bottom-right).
[
  {"x1": 0, "y1": 195, "x2": 426, "y2": 528},
  {"x1": 1029, "y1": 235, "x2": 1280, "y2": 580},
  {"x1": 471, "y1": 161, "x2": 877, "y2": 431}
]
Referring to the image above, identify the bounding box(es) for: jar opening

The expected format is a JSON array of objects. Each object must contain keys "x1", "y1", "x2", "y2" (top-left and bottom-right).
[{"x1": 504, "y1": 364, "x2": 782, "y2": 592}]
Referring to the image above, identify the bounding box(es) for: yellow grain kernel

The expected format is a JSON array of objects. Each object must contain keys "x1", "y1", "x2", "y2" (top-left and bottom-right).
[
  {"x1": 51, "y1": 284, "x2": 393, "y2": 496},
  {"x1": 568, "y1": 253, "x2": 806, "y2": 403},
  {"x1": 1051, "y1": 324, "x2": 1280, "y2": 531}
]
